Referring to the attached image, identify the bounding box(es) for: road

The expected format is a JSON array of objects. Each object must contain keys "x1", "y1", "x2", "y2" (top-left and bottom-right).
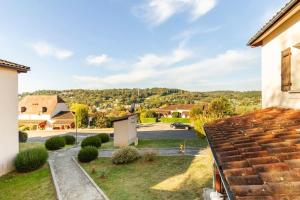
[{"x1": 27, "y1": 123, "x2": 197, "y2": 142}]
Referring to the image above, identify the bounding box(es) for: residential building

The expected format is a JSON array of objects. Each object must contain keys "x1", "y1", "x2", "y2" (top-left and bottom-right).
[
  {"x1": 248, "y1": 0, "x2": 300, "y2": 109},
  {"x1": 205, "y1": 1, "x2": 300, "y2": 199},
  {"x1": 156, "y1": 104, "x2": 196, "y2": 118},
  {"x1": 0, "y1": 59, "x2": 30, "y2": 176},
  {"x1": 18, "y1": 95, "x2": 74, "y2": 130}
]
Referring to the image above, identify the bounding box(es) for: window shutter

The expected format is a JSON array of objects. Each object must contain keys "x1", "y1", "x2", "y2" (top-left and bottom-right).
[{"x1": 281, "y1": 48, "x2": 292, "y2": 92}]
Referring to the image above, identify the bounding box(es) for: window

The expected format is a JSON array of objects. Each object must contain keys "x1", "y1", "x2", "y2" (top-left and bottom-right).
[{"x1": 281, "y1": 48, "x2": 292, "y2": 92}]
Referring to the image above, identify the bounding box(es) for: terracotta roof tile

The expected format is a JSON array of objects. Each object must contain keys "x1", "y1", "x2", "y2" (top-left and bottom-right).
[
  {"x1": 0, "y1": 59, "x2": 30, "y2": 73},
  {"x1": 205, "y1": 108, "x2": 300, "y2": 199}
]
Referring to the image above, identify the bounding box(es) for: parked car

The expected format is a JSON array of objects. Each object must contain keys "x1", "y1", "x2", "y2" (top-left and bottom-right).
[{"x1": 170, "y1": 122, "x2": 192, "y2": 130}]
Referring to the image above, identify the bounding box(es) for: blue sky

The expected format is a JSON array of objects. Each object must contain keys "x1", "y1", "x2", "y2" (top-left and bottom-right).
[{"x1": 0, "y1": 0, "x2": 290, "y2": 92}]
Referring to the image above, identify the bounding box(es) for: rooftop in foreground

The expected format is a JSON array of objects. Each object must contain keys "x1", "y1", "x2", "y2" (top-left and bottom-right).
[{"x1": 205, "y1": 108, "x2": 300, "y2": 200}]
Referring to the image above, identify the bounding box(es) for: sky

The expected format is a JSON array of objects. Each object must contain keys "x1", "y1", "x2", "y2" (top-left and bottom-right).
[{"x1": 0, "y1": 0, "x2": 290, "y2": 93}]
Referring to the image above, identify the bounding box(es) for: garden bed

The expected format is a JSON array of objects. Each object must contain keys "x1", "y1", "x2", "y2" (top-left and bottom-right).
[{"x1": 81, "y1": 148, "x2": 213, "y2": 200}]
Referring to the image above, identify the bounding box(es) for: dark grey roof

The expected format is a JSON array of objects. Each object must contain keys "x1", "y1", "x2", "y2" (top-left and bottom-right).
[
  {"x1": 248, "y1": 0, "x2": 299, "y2": 47},
  {"x1": 0, "y1": 59, "x2": 30, "y2": 73}
]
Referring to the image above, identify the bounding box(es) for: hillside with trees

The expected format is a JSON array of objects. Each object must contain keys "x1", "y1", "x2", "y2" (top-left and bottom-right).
[{"x1": 20, "y1": 88, "x2": 261, "y2": 111}]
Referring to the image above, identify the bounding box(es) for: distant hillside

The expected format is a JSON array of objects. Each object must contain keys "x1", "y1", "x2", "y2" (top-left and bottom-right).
[{"x1": 20, "y1": 88, "x2": 261, "y2": 109}]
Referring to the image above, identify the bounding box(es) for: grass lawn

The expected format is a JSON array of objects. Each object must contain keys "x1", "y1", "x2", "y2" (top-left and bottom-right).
[
  {"x1": 82, "y1": 148, "x2": 213, "y2": 200},
  {"x1": 0, "y1": 166, "x2": 56, "y2": 200},
  {"x1": 19, "y1": 142, "x2": 45, "y2": 151},
  {"x1": 101, "y1": 138, "x2": 207, "y2": 149}
]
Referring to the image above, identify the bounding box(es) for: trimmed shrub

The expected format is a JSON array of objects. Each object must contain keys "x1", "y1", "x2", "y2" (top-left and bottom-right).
[
  {"x1": 78, "y1": 146, "x2": 98, "y2": 163},
  {"x1": 96, "y1": 134, "x2": 109, "y2": 143},
  {"x1": 14, "y1": 148, "x2": 48, "y2": 172},
  {"x1": 160, "y1": 118, "x2": 190, "y2": 123},
  {"x1": 112, "y1": 146, "x2": 140, "y2": 165},
  {"x1": 63, "y1": 135, "x2": 76, "y2": 145},
  {"x1": 19, "y1": 131, "x2": 28, "y2": 143},
  {"x1": 143, "y1": 151, "x2": 157, "y2": 162},
  {"x1": 45, "y1": 136, "x2": 65, "y2": 150},
  {"x1": 81, "y1": 136, "x2": 101, "y2": 148},
  {"x1": 140, "y1": 118, "x2": 157, "y2": 123}
]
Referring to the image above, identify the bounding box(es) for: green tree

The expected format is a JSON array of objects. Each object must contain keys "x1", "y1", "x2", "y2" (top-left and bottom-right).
[
  {"x1": 140, "y1": 110, "x2": 157, "y2": 118},
  {"x1": 71, "y1": 103, "x2": 89, "y2": 128},
  {"x1": 208, "y1": 97, "x2": 234, "y2": 117},
  {"x1": 91, "y1": 112, "x2": 113, "y2": 128},
  {"x1": 171, "y1": 112, "x2": 181, "y2": 118}
]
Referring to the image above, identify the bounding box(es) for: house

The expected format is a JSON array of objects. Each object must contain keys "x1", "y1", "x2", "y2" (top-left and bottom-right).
[
  {"x1": 156, "y1": 104, "x2": 196, "y2": 118},
  {"x1": 248, "y1": 0, "x2": 300, "y2": 109},
  {"x1": 112, "y1": 114, "x2": 138, "y2": 147},
  {"x1": 18, "y1": 95, "x2": 75, "y2": 130},
  {"x1": 205, "y1": 1, "x2": 300, "y2": 199},
  {"x1": 0, "y1": 59, "x2": 30, "y2": 176}
]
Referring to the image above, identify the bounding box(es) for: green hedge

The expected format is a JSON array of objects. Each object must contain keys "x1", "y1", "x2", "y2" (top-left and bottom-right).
[
  {"x1": 15, "y1": 148, "x2": 48, "y2": 172},
  {"x1": 159, "y1": 118, "x2": 190, "y2": 123},
  {"x1": 140, "y1": 118, "x2": 157, "y2": 123}
]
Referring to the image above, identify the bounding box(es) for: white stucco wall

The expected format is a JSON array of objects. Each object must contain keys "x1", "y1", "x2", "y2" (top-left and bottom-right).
[
  {"x1": 261, "y1": 11, "x2": 300, "y2": 109},
  {"x1": 114, "y1": 115, "x2": 137, "y2": 147},
  {"x1": 0, "y1": 68, "x2": 19, "y2": 176}
]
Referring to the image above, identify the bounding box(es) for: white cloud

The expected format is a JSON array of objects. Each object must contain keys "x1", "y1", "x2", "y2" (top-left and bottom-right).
[
  {"x1": 86, "y1": 54, "x2": 111, "y2": 65},
  {"x1": 133, "y1": 0, "x2": 217, "y2": 26},
  {"x1": 31, "y1": 42, "x2": 73, "y2": 60},
  {"x1": 73, "y1": 48, "x2": 260, "y2": 90}
]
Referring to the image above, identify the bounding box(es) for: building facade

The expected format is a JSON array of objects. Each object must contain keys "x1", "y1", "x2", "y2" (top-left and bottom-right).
[
  {"x1": 0, "y1": 59, "x2": 30, "y2": 176},
  {"x1": 18, "y1": 95, "x2": 74, "y2": 130},
  {"x1": 248, "y1": 0, "x2": 300, "y2": 109}
]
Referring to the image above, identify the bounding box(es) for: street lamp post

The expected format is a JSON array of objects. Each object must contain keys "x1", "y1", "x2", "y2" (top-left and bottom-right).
[{"x1": 72, "y1": 112, "x2": 78, "y2": 145}]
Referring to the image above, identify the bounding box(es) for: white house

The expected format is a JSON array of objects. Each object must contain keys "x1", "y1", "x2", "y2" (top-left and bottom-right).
[
  {"x1": 248, "y1": 0, "x2": 300, "y2": 109},
  {"x1": 19, "y1": 95, "x2": 74, "y2": 130},
  {"x1": 0, "y1": 59, "x2": 30, "y2": 176},
  {"x1": 157, "y1": 104, "x2": 196, "y2": 118}
]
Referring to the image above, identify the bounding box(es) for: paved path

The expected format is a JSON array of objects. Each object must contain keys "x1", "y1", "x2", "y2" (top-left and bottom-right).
[
  {"x1": 99, "y1": 147, "x2": 202, "y2": 157},
  {"x1": 49, "y1": 147, "x2": 108, "y2": 200}
]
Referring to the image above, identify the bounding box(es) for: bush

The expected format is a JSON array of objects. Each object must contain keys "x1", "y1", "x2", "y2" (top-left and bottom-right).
[
  {"x1": 112, "y1": 146, "x2": 140, "y2": 165},
  {"x1": 45, "y1": 136, "x2": 65, "y2": 150},
  {"x1": 14, "y1": 148, "x2": 48, "y2": 172},
  {"x1": 96, "y1": 134, "x2": 109, "y2": 143},
  {"x1": 19, "y1": 131, "x2": 28, "y2": 143},
  {"x1": 140, "y1": 110, "x2": 157, "y2": 118},
  {"x1": 63, "y1": 135, "x2": 76, "y2": 145},
  {"x1": 172, "y1": 112, "x2": 181, "y2": 118},
  {"x1": 143, "y1": 151, "x2": 157, "y2": 162},
  {"x1": 192, "y1": 114, "x2": 219, "y2": 137},
  {"x1": 81, "y1": 136, "x2": 101, "y2": 148},
  {"x1": 140, "y1": 118, "x2": 157, "y2": 123},
  {"x1": 160, "y1": 118, "x2": 190, "y2": 123},
  {"x1": 78, "y1": 146, "x2": 99, "y2": 163}
]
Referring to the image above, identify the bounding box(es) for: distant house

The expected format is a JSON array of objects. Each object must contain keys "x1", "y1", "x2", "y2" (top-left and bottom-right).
[
  {"x1": 248, "y1": 0, "x2": 300, "y2": 109},
  {"x1": 18, "y1": 95, "x2": 74, "y2": 130},
  {"x1": 0, "y1": 59, "x2": 30, "y2": 176},
  {"x1": 156, "y1": 104, "x2": 196, "y2": 118},
  {"x1": 204, "y1": 1, "x2": 300, "y2": 199}
]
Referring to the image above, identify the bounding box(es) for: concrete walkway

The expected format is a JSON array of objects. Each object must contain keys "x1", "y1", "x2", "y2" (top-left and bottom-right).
[
  {"x1": 48, "y1": 147, "x2": 108, "y2": 200},
  {"x1": 99, "y1": 147, "x2": 202, "y2": 157}
]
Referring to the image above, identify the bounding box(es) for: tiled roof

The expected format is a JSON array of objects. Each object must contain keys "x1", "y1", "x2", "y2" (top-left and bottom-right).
[
  {"x1": 248, "y1": 0, "x2": 299, "y2": 47},
  {"x1": 19, "y1": 95, "x2": 66, "y2": 115},
  {"x1": 52, "y1": 111, "x2": 74, "y2": 120},
  {"x1": 0, "y1": 59, "x2": 30, "y2": 73},
  {"x1": 205, "y1": 108, "x2": 300, "y2": 200}
]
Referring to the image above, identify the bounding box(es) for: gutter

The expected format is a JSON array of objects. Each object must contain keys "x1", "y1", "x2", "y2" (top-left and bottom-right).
[{"x1": 204, "y1": 126, "x2": 235, "y2": 200}]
